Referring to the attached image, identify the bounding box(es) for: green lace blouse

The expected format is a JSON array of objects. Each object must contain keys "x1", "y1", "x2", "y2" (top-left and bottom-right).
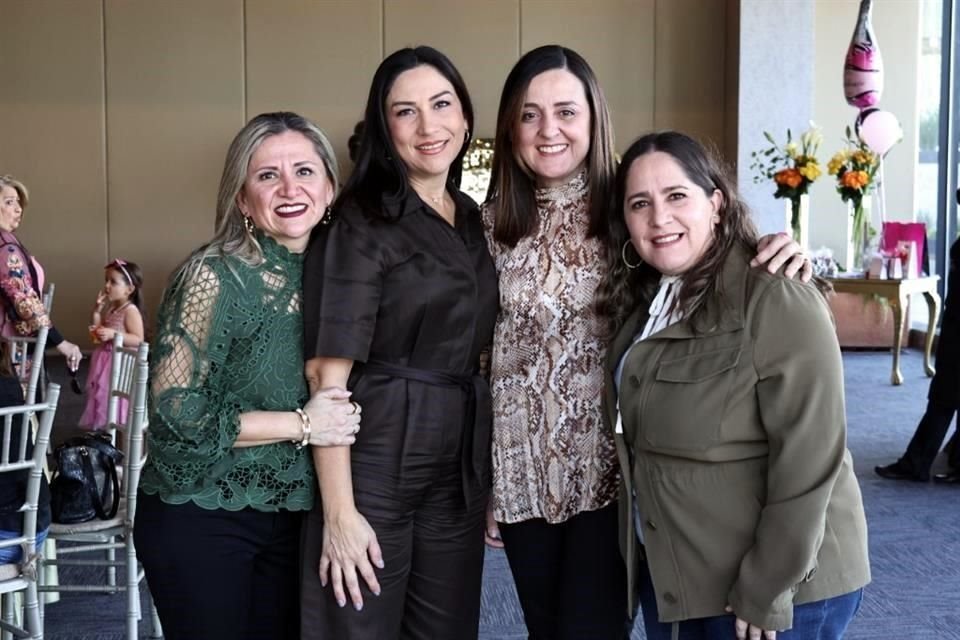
[{"x1": 139, "y1": 234, "x2": 314, "y2": 512}]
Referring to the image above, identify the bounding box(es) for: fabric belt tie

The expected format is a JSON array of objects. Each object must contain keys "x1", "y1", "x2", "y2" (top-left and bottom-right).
[{"x1": 361, "y1": 360, "x2": 491, "y2": 509}]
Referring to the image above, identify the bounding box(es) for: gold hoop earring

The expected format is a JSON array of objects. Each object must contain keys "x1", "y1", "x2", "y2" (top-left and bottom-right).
[
  {"x1": 243, "y1": 215, "x2": 256, "y2": 236},
  {"x1": 621, "y1": 240, "x2": 642, "y2": 269}
]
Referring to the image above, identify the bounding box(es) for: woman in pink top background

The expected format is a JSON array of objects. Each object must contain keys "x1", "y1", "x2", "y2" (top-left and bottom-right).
[{"x1": 0, "y1": 174, "x2": 82, "y2": 371}]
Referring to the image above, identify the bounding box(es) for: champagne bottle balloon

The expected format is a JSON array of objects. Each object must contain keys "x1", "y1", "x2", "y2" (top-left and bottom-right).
[{"x1": 843, "y1": 0, "x2": 883, "y2": 109}]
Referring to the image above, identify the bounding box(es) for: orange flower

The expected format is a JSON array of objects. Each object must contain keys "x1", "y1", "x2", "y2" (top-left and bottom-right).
[
  {"x1": 840, "y1": 170, "x2": 869, "y2": 190},
  {"x1": 774, "y1": 168, "x2": 803, "y2": 189}
]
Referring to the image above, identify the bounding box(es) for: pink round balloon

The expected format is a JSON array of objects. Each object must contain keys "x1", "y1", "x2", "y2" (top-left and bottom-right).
[{"x1": 857, "y1": 109, "x2": 901, "y2": 156}]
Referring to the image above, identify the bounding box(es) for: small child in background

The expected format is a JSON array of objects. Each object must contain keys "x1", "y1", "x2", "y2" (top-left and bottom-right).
[{"x1": 78, "y1": 259, "x2": 144, "y2": 431}]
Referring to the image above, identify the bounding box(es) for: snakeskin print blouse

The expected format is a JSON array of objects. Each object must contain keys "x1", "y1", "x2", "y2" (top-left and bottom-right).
[{"x1": 482, "y1": 172, "x2": 619, "y2": 524}]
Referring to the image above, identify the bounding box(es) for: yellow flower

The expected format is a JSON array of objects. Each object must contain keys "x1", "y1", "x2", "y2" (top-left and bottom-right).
[
  {"x1": 798, "y1": 161, "x2": 821, "y2": 181},
  {"x1": 827, "y1": 153, "x2": 846, "y2": 175},
  {"x1": 785, "y1": 142, "x2": 798, "y2": 159},
  {"x1": 852, "y1": 150, "x2": 875, "y2": 167}
]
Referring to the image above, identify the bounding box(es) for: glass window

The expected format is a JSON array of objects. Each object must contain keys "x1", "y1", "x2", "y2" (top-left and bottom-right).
[{"x1": 911, "y1": 0, "x2": 944, "y2": 327}]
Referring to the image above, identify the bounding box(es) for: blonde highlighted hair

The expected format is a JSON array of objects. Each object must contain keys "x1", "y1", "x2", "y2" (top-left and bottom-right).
[
  {"x1": 0, "y1": 175, "x2": 29, "y2": 210},
  {"x1": 172, "y1": 111, "x2": 339, "y2": 284}
]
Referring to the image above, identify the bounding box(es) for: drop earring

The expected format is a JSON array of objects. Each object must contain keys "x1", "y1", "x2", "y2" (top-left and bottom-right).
[
  {"x1": 320, "y1": 206, "x2": 334, "y2": 226},
  {"x1": 243, "y1": 215, "x2": 256, "y2": 236}
]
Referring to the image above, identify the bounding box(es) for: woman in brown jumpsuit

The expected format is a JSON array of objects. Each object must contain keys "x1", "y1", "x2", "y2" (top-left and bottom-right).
[{"x1": 300, "y1": 46, "x2": 498, "y2": 639}]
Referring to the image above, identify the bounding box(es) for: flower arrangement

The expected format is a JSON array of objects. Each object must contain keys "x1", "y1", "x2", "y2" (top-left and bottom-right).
[
  {"x1": 827, "y1": 127, "x2": 880, "y2": 261},
  {"x1": 750, "y1": 125, "x2": 823, "y2": 242},
  {"x1": 828, "y1": 128, "x2": 880, "y2": 204},
  {"x1": 460, "y1": 137, "x2": 495, "y2": 204}
]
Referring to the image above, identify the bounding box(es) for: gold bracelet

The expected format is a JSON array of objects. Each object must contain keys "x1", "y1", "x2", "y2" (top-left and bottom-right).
[{"x1": 293, "y1": 408, "x2": 312, "y2": 449}]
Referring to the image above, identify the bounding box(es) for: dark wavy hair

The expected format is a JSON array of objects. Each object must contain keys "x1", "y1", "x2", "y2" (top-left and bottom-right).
[
  {"x1": 105, "y1": 259, "x2": 145, "y2": 311},
  {"x1": 485, "y1": 45, "x2": 616, "y2": 246},
  {"x1": 347, "y1": 121, "x2": 364, "y2": 164},
  {"x1": 338, "y1": 46, "x2": 474, "y2": 219},
  {"x1": 595, "y1": 131, "x2": 760, "y2": 337}
]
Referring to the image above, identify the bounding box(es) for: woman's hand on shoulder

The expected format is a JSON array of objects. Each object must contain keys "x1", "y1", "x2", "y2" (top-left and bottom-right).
[
  {"x1": 303, "y1": 387, "x2": 361, "y2": 447},
  {"x1": 319, "y1": 507, "x2": 383, "y2": 611},
  {"x1": 725, "y1": 606, "x2": 777, "y2": 640},
  {"x1": 752, "y1": 233, "x2": 812, "y2": 282}
]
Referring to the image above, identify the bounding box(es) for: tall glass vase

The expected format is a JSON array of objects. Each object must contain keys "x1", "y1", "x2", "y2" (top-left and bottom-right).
[
  {"x1": 845, "y1": 196, "x2": 873, "y2": 273},
  {"x1": 785, "y1": 194, "x2": 810, "y2": 249}
]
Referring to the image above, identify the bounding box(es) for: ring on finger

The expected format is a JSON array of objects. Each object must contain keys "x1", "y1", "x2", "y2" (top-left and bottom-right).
[{"x1": 349, "y1": 401, "x2": 360, "y2": 415}]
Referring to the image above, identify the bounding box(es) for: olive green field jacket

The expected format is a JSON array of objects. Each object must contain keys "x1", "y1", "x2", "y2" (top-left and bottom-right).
[{"x1": 606, "y1": 248, "x2": 871, "y2": 631}]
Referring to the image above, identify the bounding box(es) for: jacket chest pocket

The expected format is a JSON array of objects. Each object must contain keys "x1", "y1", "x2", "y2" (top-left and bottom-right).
[{"x1": 641, "y1": 345, "x2": 742, "y2": 451}]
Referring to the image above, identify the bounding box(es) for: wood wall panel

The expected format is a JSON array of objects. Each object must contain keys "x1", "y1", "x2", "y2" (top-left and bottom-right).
[
  {"x1": 0, "y1": 0, "x2": 106, "y2": 341},
  {"x1": 384, "y1": 0, "x2": 519, "y2": 137},
  {"x1": 0, "y1": 0, "x2": 738, "y2": 342},
  {"x1": 724, "y1": 0, "x2": 741, "y2": 161},
  {"x1": 653, "y1": 0, "x2": 729, "y2": 151},
  {"x1": 245, "y1": 0, "x2": 382, "y2": 173},
  {"x1": 104, "y1": 0, "x2": 245, "y2": 327},
  {"x1": 520, "y1": 0, "x2": 656, "y2": 152}
]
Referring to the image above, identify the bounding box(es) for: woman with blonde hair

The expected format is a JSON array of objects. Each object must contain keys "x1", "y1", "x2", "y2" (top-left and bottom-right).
[
  {"x1": 135, "y1": 111, "x2": 362, "y2": 640},
  {"x1": 0, "y1": 174, "x2": 83, "y2": 370}
]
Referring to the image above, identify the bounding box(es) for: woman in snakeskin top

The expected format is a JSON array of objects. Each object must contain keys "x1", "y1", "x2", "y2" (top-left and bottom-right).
[{"x1": 482, "y1": 45, "x2": 811, "y2": 639}]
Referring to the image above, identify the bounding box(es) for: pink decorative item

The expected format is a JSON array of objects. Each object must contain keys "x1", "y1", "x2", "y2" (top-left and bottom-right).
[
  {"x1": 881, "y1": 222, "x2": 926, "y2": 278},
  {"x1": 843, "y1": 0, "x2": 884, "y2": 109},
  {"x1": 896, "y1": 241, "x2": 919, "y2": 279},
  {"x1": 856, "y1": 108, "x2": 902, "y2": 156}
]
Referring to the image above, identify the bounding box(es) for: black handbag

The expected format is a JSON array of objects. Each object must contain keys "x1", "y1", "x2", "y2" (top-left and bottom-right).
[{"x1": 49, "y1": 434, "x2": 124, "y2": 524}]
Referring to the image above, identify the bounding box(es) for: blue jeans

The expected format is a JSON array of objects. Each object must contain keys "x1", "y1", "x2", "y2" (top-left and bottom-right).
[
  {"x1": 0, "y1": 527, "x2": 48, "y2": 563},
  {"x1": 638, "y1": 559, "x2": 863, "y2": 639}
]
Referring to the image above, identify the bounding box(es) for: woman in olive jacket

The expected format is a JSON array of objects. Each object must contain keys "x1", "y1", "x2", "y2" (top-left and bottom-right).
[{"x1": 597, "y1": 131, "x2": 870, "y2": 639}]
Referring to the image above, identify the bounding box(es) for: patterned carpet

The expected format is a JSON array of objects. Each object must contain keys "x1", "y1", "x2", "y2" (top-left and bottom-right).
[{"x1": 37, "y1": 350, "x2": 960, "y2": 639}]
